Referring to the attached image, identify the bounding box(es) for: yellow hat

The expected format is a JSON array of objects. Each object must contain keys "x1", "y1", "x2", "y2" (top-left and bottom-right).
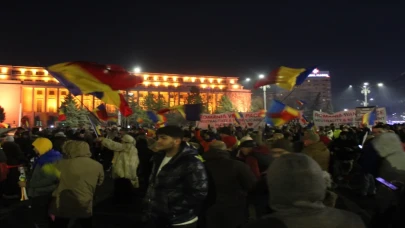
[{"x1": 32, "y1": 138, "x2": 53, "y2": 155}]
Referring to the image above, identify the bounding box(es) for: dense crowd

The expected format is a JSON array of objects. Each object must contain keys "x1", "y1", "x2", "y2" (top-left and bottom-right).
[{"x1": 0, "y1": 122, "x2": 404, "y2": 227}]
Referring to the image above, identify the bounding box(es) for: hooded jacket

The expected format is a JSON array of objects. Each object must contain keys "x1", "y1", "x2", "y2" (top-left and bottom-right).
[
  {"x1": 49, "y1": 141, "x2": 104, "y2": 218},
  {"x1": 145, "y1": 143, "x2": 208, "y2": 225},
  {"x1": 372, "y1": 132, "x2": 405, "y2": 182},
  {"x1": 101, "y1": 135, "x2": 139, "y2": 186},
  {"x1": 248, "y1": 153, "x2": 365, "y2": 228}
]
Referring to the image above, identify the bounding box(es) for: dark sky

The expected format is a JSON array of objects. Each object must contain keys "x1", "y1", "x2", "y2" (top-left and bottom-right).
[{"x1": 1, "y1": 2, "x2": 405, "y2": 109}]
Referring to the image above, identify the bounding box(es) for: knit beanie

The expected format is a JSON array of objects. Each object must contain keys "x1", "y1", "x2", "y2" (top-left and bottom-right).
[{"x1": 32, "y1": 138, "x2": 53, "y2": 155}]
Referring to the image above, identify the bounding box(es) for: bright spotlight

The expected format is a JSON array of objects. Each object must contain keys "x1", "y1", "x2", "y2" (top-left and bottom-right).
[
  {"x1": 344, "y1": 109, "x2": 348, "y2": 111},
  {"x1": 259, "y1": 74, "x2": 265, "y2": 79},
  {"x1": 246, "y1": 78, "x2": 251, "y2": 82},
  {"x1": 364, "y1": 82, "x2": 369, "y2": 86},
  {"x1": 378, "y1": 83, "x2": 383, "y2": 87},
  {"x1": 370, "y1": 98, "x2": 374, "y2": 101},
  {"x1": 134, "y1": 67, "x2": 141, "y2": 73},
  {"x1": 349, "y1": 85, "x2": 352, "y2": 88}
]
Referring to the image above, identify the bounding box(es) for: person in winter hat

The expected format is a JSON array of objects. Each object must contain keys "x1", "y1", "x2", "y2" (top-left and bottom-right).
[
  {"x1": 20, "y1": 137, "x2": 62, "y2": 227},
  {"x1": 99, "y1": 134, "x2": 139, "y2": 204},
  {"x1": 244, "y1": 153, "x2": 365, "y2": 228}
]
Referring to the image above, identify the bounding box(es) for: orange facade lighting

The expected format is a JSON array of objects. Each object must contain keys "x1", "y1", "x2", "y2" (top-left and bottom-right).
[
  {"x1": 209, "y1": 78, "x2": 213, "y2": 83},
  {"x1": 1, "y1": 67, "x2": 7, "y2": 73},
  {"x1": 144, "y1": 81, "x2": 150, "y2": 86},
  {"x1": 153, "y1": 76, "x2": 158, "y2": 81},
  {"x1": 20, "y1": 68, "x2": 26, "y2": 74},
  {"x1": 163, "y1": 75, "x2": 168, "y2": 81},
  {"x1": 200, "y1": 77, "x2": 205, "y2": 83},
  {"x1": 219, "y1": 85, "x2": 224, "y2": 89},
  {"x1": 143, "y1": 74, "x2": 149, "y2": 81},
  {"x1": 230, "y1": 79, "x2": 235, "y2": 84},
  {"x1": 201, "y1": 84, "x2": 207, "y2": 89},
  {"x1": 164, "y1": 82, "x2": 169, "y2": 87},
  {"x1": 184, "y1": 77, "x2": 189, "y2": 81},
  {"x1": 173, "y1": 76, "x2": 177, "y2": 82},
  {"x1": 191, "y1": 77, "x2": 196, "y2": 82},
  {"x1": 217, "y1": 78, "x2": 222, "y2": 83},
  {"x1": 44, "y1": 70, "x2": 48, "y2": 76},
  {"x1": 232, "y1": 85, "x2": 239, "y2": 89},
  {"x1": 0, "y1": 75, "x2": 7, "y2": 79},
  {"x1": 154, "y1": 82, "x2": 160, "y2": 87},
  {"x1": 173, "y1": 83, "x2": 179, "y2": 87}
]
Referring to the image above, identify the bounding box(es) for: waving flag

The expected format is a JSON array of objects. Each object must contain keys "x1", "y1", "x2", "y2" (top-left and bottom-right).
[
  {"x1": 266, "y1": 100, "x2": 300, "y2": 126},
  {"x1": 58, "y1": 109, "x2": 66, "y2": 121},
  {"x1": 47, "y1": 62, "x2": 141, "y2": 117},
  {"x1": 94, "y1": 104, "x2": 109, "y2": 121},
  {"x1": 157, "y1": 104, "x2": 202, "y2": 121},
  {"x1": 362, "y1": 108, "x2": 377, "y2": 125},
  {"x1": 254, "y1": 66, "x2": 316, "y2": 91}
]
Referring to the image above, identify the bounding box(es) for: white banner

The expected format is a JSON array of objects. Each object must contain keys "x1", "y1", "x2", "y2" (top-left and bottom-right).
[
  {"x1": 197, "y1": 112, "x2": 265, "y2": 129},
  {"x1": 313, "y1": 107, "x2": 386, "y2": 126}
]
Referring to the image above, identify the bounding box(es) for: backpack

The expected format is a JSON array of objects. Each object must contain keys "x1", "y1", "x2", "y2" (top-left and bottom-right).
[{"x1": 0, "y1": 163, "x2": 20, "y2": 182}]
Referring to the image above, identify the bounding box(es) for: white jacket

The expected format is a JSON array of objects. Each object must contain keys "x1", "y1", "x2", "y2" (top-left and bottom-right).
[{"x1": 102, "y1": 137, "x2": 140, "y2": 187}]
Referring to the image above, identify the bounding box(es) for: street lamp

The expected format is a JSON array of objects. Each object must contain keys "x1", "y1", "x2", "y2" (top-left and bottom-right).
[
  {"x1": 134, "y1": 67, "x2": 141, "y2": 73},
  {"x1": 361, "y1": 83, "x2": 371, "y2": 107},
  {"x1": 378, "y1": 83, "x2": 383, "y2": 87},
  {"x1": 245, "y1": 75, "x2": 270, "y2": 110},
  {"x1": 245, "y1": 78, "x2": 251, "y2": 82},
  {"x1": 259, "y1": 74, "x2": 265, "y2": 79},
  {"x1": 344, "y1": 109, "x2": 348, "y2": 111}
]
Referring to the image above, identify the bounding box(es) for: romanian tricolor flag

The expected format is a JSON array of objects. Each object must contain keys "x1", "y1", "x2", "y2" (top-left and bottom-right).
[
  {"x1": 362, "y1": 108, "x2": 377, "y2": 126},
  {"x1": 254, "y1": 66, "x2": 316, "y2": 91},
  {"x1": 158, "y1": 104, "x2": 202, "y2": 121},
  {"x1": 58, "y1": 109, "x2": 66, "y2": 121},
  {"x1": 147, "y1": 111, "x2": 167, "y2": 123},
  {"x1": 266, "y1": 100, "x2": 300, "y2": 126},
  {"x1": 47, "y1": 62, "x2": 141, "y2": 117},
  {"x1": 94, "y1": 104, "x2": 109, "y2": 121}
]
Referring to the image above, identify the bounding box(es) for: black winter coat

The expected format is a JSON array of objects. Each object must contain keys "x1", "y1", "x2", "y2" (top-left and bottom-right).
[{"x1": 145, "y1": 143, "x2": 208, "y2": 225}]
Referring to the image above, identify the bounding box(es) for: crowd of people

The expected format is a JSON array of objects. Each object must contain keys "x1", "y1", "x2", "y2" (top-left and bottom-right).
[{"x1": 0, "y1": 122, "x2": 404, "y2": 227}]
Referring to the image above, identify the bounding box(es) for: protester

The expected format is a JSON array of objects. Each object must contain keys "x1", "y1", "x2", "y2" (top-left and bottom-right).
[
  {"x1": 49, "y1": 140, "x2": 104, "y2": 228},
  {"x1": 20, "y1": 137, "x2": 62, "y2": 227},
  {"x1": 244, "y1": 153, "x2": 366, "y2": 228},
  {"x1": 100, "y1": 134, "x2": 139, "y2": 204},
  {"x1": 144, "y1": 125, "x2": 208, "y2": 228}
]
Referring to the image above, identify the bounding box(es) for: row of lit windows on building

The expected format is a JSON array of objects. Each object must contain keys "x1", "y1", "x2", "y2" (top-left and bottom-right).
[
  {"x1": 141, "y1": 74, "x2": 236, "y2": 84},
  {"x1": 141, "y1": 81, "x2": 242, "y2": 89},
  {"x1": 1, "y1": 67, "x2": 49, "y2": 76},
  {"x1": 21, "y1": 87, "x2": 226, "y2": 114}
]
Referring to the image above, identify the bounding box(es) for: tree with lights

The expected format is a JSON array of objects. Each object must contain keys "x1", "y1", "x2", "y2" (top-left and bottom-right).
[
  {"x1": 59, "y1": 94, "x2": 89, "y2": 127},
  {"x1": 142, "y1": 93, "x2": 167, "y2": 111},
  {"x1": 126, "y1": 96, "x2": 151, "y2": 125},
  {"x1": 216, "y1": 95, "x2": 235, "y2": 113}
]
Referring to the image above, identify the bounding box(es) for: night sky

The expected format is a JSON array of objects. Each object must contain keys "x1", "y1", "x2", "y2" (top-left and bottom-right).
[{"x1": 1, "y1": 3, "x2": 405, "y2": 111}]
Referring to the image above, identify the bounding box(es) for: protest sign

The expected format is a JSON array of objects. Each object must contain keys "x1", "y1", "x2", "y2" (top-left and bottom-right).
[
  {"x1": 197, "y1": 111, "x2": 264, "y2": 129},
  {"x1": 313, "y1": 107, "x2": 386, "y2": 126}
]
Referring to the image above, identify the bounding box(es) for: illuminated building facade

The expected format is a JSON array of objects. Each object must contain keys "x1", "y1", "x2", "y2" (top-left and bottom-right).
[{"x1": 0, "y1": 65, "x2": 251, "y2": 127}]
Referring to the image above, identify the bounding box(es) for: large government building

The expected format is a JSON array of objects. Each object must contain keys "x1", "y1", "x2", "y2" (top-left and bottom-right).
[{"x1": 0, "y1": 65, "x2": 251, "y2": 127}]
